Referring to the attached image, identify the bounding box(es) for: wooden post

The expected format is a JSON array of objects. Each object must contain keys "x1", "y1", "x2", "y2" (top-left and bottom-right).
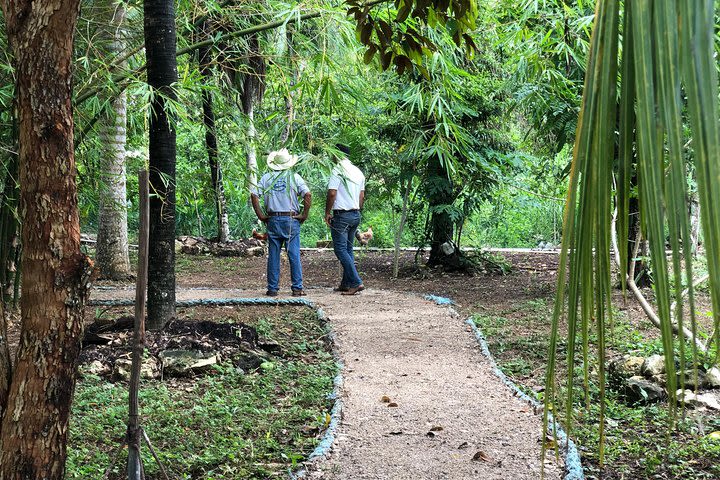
[{"x1": 128, "y1": 170, "x2": 149, "y2": 479}]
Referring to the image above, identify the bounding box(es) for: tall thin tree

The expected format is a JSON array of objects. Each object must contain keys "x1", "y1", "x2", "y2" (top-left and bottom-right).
[
  {"x1": 239, "y1": 33, "x2": 265, "y2": 192},
  {"x1": 144, "y1": 0, "x2": 178, "y2": 329},
  {"x1": 96, "y1": 0, "x2": 132, "y2": 279},
  {"x1": 199, "y1": 19, "x2": 230, "y2": 242}
]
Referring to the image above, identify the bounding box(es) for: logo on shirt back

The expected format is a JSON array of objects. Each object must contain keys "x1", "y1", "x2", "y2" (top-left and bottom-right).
[{"x1": 271, "y1": 178, "x2": 287, "y2": 193}]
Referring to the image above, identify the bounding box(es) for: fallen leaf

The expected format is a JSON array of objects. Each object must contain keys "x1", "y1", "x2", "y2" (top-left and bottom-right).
[
  {"x1": 472, "y1": 451, "x2": 491, "y2": 462},
  {"x1": 387, "y1": 402, "x2": 398, "y2": 407},
  {"x1": 430, "y1": 425, "x2": 443, "y2": 432},
  {"x1": 426, "y1": 431, "x2": 436, "y2": 438},
  {"x1": 458, "y1": 442, "x2": 469, "y2": 449},
  {"x1": 381, "y1": 395, "x2": 391, "y2": 403},
  {"x1": 708, "y1": 431, "x2": 720, "y2": 441},
  {"x1": 389, "y1": 431, "x2": 403, "y2": 435}
]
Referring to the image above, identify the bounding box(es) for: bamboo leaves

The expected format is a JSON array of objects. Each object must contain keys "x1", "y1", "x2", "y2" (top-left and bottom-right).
[{"x1": 544, "y1": 0, "x2": 720, "y2": 470}]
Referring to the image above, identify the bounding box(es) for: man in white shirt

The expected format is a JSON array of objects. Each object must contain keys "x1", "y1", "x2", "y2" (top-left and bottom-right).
[
  {"x1": 324, "y1": 144, "x2": 365, "y2": 295},
  {"x1": 251, "y1": 148, "x2": 311, "y2": 297}
]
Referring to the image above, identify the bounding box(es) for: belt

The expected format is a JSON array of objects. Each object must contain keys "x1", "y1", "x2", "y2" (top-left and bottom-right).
[
  {"x1": 268, "y1": 211, "x2": 296, "y2": 216},
  {"x1": 333, "y1": 209, "x2": 359, "y2": 214}
]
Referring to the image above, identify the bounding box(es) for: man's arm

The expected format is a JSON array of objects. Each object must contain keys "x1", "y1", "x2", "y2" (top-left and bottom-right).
[
  {"x1": 359, "y1": 190, "x2": 365, "y2": 210},
  {"x1": 251, "y1": 194, "x2": 269, "y2": 222},
  {"x1": 325, "y1": 189, "x2": 337, "y2": 226},
  {"x1": 294, "y1": 192, "x2": 312, "y2": 223}
]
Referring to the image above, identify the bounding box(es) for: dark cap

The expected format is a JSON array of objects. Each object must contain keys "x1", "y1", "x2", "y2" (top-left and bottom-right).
[{"x1": 335, "y1": 143, "x2": 350, "y2": 156}]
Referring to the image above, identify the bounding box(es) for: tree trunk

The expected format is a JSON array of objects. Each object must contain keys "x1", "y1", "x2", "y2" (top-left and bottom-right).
[
  {"x1": 426, "y1": 154, "x2": 461, "y2": 268},
  {"x1": 393, "y1": 175, "x2": 411, "y2": 278},
  {"x1": 240, "y1": 34, "x2": 264, "y2": 192},
  {"x1": 245, "y1": 106, "x2": 258, "y2": 190},
  {"x1": 280, "y1": 26, "x2": 297, "y2": 144},
  {"x1": 198, "y1": 21, "x2": 230, "y2": 242},
  {"x1": 0, "y1": 0, "x2": 93, "y2": 477},
  {"x1": 145, "y1": 0, "x2": 178, "y2": 330},
  {"x1": 628, "y1": 193, "x2": 651, "y2": 287},
  {"x1": 689, "y1": 193, "x2": 701, "y2": 255},
  {"x1": 96, "y1": 0, "x2": 132, "y2": 279}
]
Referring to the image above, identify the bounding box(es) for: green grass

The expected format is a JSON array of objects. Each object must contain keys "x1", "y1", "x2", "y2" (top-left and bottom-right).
[
  {"x1": 472, "y1": 300, "x2": 720, "y2": 479},
  {"x1": 67, "y1": 309, "x2": 337, "y2": 479}
]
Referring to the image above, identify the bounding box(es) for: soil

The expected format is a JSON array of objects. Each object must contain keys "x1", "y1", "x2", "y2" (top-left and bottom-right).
[
  {"x1": 8, "y1": 248, "x2": 713, "y2": 478},
  {"x1": 89, "y1": 250, "x2": 570, "y2": 479}
]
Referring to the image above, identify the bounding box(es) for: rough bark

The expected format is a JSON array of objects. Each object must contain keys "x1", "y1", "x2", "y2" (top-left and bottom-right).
[
  {"x1": 96, "y1": 0, "x2": 132, "y2": 279},
  {"x1": 145, "y1": 0, "x2": 178, "y2": 330},
  {"x1": 198, "y1": 20, "x2": 230, "y2": 242},
  {"x1": 0, "y1": 0, "x2": 93, "y2": 477},
  {"x1": 426, "y1": 154, "x2": 461, "y2": 268}
]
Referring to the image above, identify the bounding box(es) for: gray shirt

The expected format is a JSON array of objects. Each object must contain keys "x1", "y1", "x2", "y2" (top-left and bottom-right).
[{"x1": 251, "y1": 171, "x2": 310, "y2": 213}]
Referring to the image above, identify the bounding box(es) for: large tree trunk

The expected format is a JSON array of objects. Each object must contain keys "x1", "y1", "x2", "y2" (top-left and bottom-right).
[
  {"x1": 426, "y1": 154, "x2": 461, "y2": 268},
  {"x1": 96, "y1": 0, "x2": 132, "y2": 279},
  {"x1": 145, "y1": 0, "x2": 178, "y2": 330},
  {"x1": 199, "y1": 20, "x2": 230, "y2": 242},
  {"x1": 0, "y1": 0, "x2": 93, "y2": 477}
]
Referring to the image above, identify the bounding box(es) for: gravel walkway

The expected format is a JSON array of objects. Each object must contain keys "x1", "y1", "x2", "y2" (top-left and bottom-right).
[{"x1": 91, "y1": 286, "x2": 562, "y2": 479}]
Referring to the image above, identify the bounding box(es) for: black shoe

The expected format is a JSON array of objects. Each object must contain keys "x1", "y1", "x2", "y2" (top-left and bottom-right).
[
  {"x1": 333, "y1": 285, "x2": 349, "y2": 292},
  {"x1": 292, "y1": 289, "x2": 307, "y2": 297},
  {"x1": 266, "y1": 290, "x2": 278, "y2": 297}
]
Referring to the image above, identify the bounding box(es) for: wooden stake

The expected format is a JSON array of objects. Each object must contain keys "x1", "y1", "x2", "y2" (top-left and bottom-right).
[{"x1": 127, "y1": 170, "x2": 149, "y2": 480}]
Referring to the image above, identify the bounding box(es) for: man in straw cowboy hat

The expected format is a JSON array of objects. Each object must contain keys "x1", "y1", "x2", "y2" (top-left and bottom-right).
[{"x1": 251, "y1": 148, "x2": 312, "y2": 297}]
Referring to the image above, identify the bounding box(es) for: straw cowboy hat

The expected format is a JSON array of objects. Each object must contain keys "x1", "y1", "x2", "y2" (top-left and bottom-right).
[{"x1": 267, "y1": 148, "x2": 298, "y2": 171}]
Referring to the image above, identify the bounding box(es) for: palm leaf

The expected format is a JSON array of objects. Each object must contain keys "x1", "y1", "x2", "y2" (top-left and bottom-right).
[{"x1": 544, "y1": 0, "x2": 720, "y2": 470}]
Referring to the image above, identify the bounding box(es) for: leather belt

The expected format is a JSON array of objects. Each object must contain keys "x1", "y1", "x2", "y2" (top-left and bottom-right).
[
  {"x1": 333, "y1": 209, "x2": 359, "y2": 214},
  {"x1": 268, "y1": 211, "x2": 295, "y2": 216}
]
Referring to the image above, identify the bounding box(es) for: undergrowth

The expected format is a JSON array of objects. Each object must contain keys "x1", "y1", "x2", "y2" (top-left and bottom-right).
[
  {"x1": 67, "y1": 308, "x2": 337, "y2": 479},
  {"x1": 473, "y1": 298, "x2": 720, "y2": 480}
]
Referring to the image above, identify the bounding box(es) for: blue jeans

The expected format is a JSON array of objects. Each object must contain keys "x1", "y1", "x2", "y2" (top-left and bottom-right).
[
  {"x1": 330, "y1": 210, "x2": 363, "y2": 288},
  {"x1": 267, "y1": 216, "x2": 303, "y2": 292}
]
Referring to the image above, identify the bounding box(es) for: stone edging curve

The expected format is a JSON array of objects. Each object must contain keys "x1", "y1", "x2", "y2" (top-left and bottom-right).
[
  {"x1": 89, "y1": 293, "x2": 583, "y2": 479},
  {"x1": 457, "y1": 308, "x2": 584, "y2": 480}
]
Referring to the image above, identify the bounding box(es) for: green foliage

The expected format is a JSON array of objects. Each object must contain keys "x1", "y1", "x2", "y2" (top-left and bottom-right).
[
  {"x1": 66, "y1": 309, "x2": 337, "y2": 479},
  {"x1": 498, "y1": 0, "x2": 593, "y2": 154},
  {"x1": 475, "y1": 298, "x2": 720, "y2": 478},
  {"x1": 545, "y1": 1, "x2": 720, "y2": 468}
]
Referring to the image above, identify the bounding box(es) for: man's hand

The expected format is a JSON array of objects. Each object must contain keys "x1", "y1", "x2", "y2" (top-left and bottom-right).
[
  {"x1": 293, "y1": 214, "x2": 307, "y2": 224},
  {"x1": 324, "y1": 212, "x2": 333, "y2": 226},
  {"x1": 251, "y1": 195, "x2": 269, "y2": 223}
]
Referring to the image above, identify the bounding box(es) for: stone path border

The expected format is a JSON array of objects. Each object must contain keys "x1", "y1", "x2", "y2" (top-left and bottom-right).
[{"x1": 90, "y1": 288, "x2": 580, "y2": 479}]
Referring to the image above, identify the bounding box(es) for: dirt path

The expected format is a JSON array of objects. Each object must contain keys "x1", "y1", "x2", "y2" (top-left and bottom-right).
[{"x1": 92, "y1": 286, "x2": 562, "y2": 479}]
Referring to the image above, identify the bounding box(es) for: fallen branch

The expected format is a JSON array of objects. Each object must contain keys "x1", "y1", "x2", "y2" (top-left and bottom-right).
[{"x1": 611, "y1": 211, "x2": 708, "y2": 353}]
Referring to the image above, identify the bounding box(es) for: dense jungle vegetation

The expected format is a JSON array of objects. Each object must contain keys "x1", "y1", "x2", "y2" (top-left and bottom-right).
[
  {"x1": 1, "y1": 0, "x2": 720, "y2": 478},
  {"x1": 61, "y1": 0, "x2": 587, "y2": 250}
]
